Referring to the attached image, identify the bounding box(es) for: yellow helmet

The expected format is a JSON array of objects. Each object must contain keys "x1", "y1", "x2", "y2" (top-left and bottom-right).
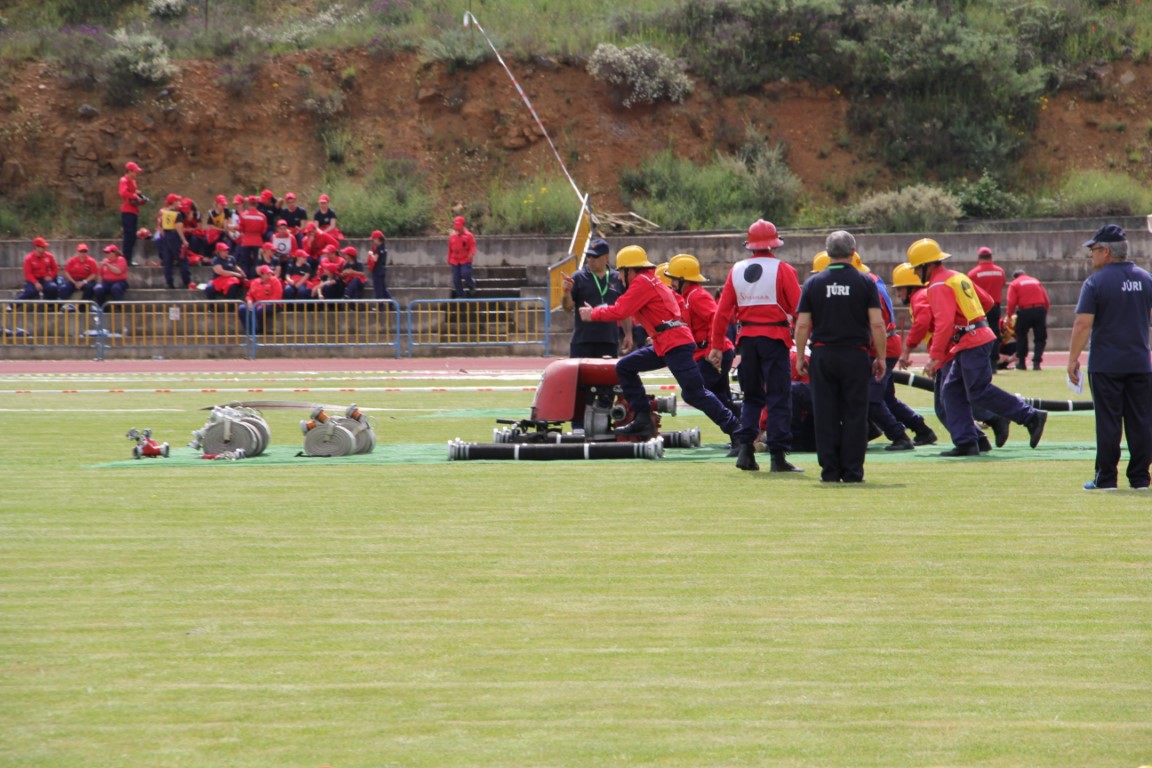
[
  {"x1": 615, "y1": 244, "x2": 654, "y2": 270},
  {"x1": 906, "y1": 238, "x2": 950, "y2": 267},
  {"x1": 890, "y1": 262, "x2": 923, "y2": 288},
  {"x1": 851, "y1": 252, "x2": 870, "y2": 273},
  {"x1": 654, "y1": 262, "x2": 672, "y2": 286},
  {"x1": 811, "y1": 251, "x2": 830, "y2": 273},
  {"x1": 666, "y1": 253, "x2": 705, "y2": 283}
]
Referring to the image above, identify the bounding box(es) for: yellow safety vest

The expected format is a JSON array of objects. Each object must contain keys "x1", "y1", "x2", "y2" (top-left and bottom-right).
[{"x1": 945, "y1": 273, "x2": 984, "y2": 323}]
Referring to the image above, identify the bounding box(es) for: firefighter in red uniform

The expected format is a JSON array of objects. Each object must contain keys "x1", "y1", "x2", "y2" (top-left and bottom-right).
[
  {"x1": 94, "y1": 244, "x2": 129, "y2": 307},
  {"x1": 315, "y1": 245, "x2": 347, "y2": 300},
  {"x1": 17, "y1": 237, "x2": 61, "y2": 302},
  {"x1": 59, "y1": 243, "x2": 100, "y2": 306},
  {"x1": 448, "y1": 215, "x2": 477, "y2": 298},
  {"x1": 708, "y1": 219, "x2": 804, "y2": 472},
  {"x1": 910, "y1": 238, "x2": 1047, "y2": 456},
  {"x1": 237, "y1": 264, "x2": 283, "y2": 334},
  {"x1": 665, "y1": 253, "x2": 738, "y2": 416},
  {"x1": 967, "y1": 246, "x2": 1006, "y2": 369},
  {"x1": 237, "y1": 195, "x2": 269, "y2": 279},
  {"x1": 1006, "y1": 268, "x2": 1050, "y2": 371},
  {"x1": 579, "y1": 245, "x2": 740, "y2": 443},
  {"x1": 118, "y1": 161, "x2": 146, "y2": 265}
]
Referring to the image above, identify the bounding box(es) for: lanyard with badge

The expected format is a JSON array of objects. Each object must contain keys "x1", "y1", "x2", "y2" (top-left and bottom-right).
[{"x1": 589, "y1": 269, "x2": 611, "y2": 305}]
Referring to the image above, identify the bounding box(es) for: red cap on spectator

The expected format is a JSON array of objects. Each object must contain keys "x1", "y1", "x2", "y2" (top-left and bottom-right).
[
  {"x1": 179, "y1": 197, "x2": 193, "y2": 210},
  {"x1": 232, "y1": 194, "x2": 244, "y2": 205},
  {"x1": 125, "y1": 161, "x2": 142, "y2": 172},
  {"x1": 33, "y1": 237, "x2": 48, "y2": 247},
  {"x1": 453, "y1": 216, "x2": 466, "y2": 229},
  {"x1": 103, "y1": 244, "x2": 121, "y2": 253},
  {"x1": 321, "y1": 244, "x2": 337, "y2": 254},
  {"x1": 370, "y1": 230, "x2": 384, "y2": 240},
  {"x1": 318, "y1": 194, "x2": 330, "y2": 203},
  {"x1": 292, "y1": 249, "x2": 309, "y2": 259},
  {"x1": 215, "y1": 194, "x2": 227, "y2": 205},
  {"x1": 260, "y1": 189, "x2": 274, "y2": 201},
  {"x1": 166, "y1": 193, "x2": 181, "y2": 204},
  {"x1": 977, "y1": 246, "x2": 993, "y2": 257},
  {"x1": 257, "y1": 265, "x2": 273, "y2": 275},
  {"x1": 303, "y1": 222, "x2": 318, "y2": 232},
  {"x1": 137, "y1": 227, "x2": 151, "y2": 239},
  {"x1": 261, "y1": 243, "x2": 275, "y2": 250},
  {"x1": 215, "y1": 242, "x2": 231, "y2": 251},
  {"x1": 77, "y1": 243, "x2": 89, "y2": 251},
  {"x1": 247, "y1": 195, "x2": 258, "y2": 204},
  {"x1": 285, "y1": 192, "x2": 297, "y2": 200},
  {"x1": 276, "y1": 219, "x2": 288, "y2": 227},
  {"x1": 340, "y1": 246, "x2": 358, "y2": 257}
]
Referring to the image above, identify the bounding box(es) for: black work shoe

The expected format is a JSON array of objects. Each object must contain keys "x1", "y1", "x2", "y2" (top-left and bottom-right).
[
  {"x1": 1027, "y1": 410, "x2": 1048, "y2": 448},
  {"x1": 725, "y1": 443, "x2": 741, "y2": 458},
  {"x1": 735, "y1": 443, "x2": 759, "y2": 471},
  {"x1": 977, "y1": 434, "x2": 993, "y2": 453},
  {"x1": 769, "y1": 450, "x2": 804, "y2": 473},
  {"x1": 912, "y1": 426, "x2": 938, "y2": 446},
  {"x1": 884, "y1": 437, "x2": 915, "y2": 452},
  {"x1": 615, "y1": 410, "x2": 655, "y2": 437},
  {"x1": 1032, "y1": 362, "x2": 1042, "y2": 371},
  {"x1": 940, "y1": 444, "x2": 980, "y2": 457},
  {"x1": 987, "y1": 416, "x2": 1010, "y2": 448}
]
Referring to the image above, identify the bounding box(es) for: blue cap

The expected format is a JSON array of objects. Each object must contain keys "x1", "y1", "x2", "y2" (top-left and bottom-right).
[
  {"x1": 1083, "y1": 224, "x2": 1126, "y2": 248},
  {"x1": 584, "y1": 238, "x2": 610, "y2": 257}
]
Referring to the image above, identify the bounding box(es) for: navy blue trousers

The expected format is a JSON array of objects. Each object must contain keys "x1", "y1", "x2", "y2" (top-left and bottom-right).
[
  {"x1": 1088, "y1": 371, "x2": 1152, "y2": 488},
  {"x1": 617, "y1": 343, "x2": 738, "y2": 435},
  {"x1": 940, "y1": 342, "x2": 1035, "y2": 448},
  {"x1": 734, "y1": 336, "x2": 792, "y2": 449}
]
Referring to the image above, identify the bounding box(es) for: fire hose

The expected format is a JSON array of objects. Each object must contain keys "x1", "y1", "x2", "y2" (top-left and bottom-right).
[
  {"x1": 492, "y1": 426, "x2": 700, "y2": 448},
  {"x1": 890, "y1": 370, "x2": 1093, "y2": 411},
  {"x1": 448, "y1": 437, "x2": 665, "y2": 461}
]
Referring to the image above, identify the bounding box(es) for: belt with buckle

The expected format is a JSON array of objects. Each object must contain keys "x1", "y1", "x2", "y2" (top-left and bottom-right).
[{"x1": 655, "y1": 320, "x2": 686, "y2": 332}]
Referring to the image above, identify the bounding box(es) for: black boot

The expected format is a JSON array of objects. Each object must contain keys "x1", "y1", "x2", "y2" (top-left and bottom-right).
[
  {"x1": 735, "y1": 442, "x2": 759, "y2": 471},
  {"x1": 912, "y1": 423, "x2": 938, "y2": 446},
  {"x1": 986, "y1": 416, "x2": 1010, "y2": 448},
  {"x1": 615, "y1": 410, "x2": 654, "y2": 437},
  {"x1": 769, "y1": 449, "x2": 803, "y2": 473}
]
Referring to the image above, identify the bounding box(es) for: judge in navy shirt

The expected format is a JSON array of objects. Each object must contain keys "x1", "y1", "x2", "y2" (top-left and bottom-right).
[
  {"x1": 562, "y1": 238, "x2": 626, "y2": 358},
  {"x1": 1068, "y1": 224, "x2": 1152, "y2": 491}
]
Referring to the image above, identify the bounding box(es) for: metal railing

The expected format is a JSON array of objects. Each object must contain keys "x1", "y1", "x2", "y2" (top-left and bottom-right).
[
  {"x1": 0, "y1": 300, "x2": 103, "y2": 359},
  {"x1": 247, "y1": 299, "x2": 403, "y2": 358},
  {"x1": 406, "y1": 297, "x2": 549, "y2": 356},
  {"x1": 2, "y1": 297, "x2": 549, "y2": 359}
]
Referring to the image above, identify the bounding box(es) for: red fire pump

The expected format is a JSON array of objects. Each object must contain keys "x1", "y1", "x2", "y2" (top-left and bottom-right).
[
  {"x1": 126, "y1": 427, "x2": 170, "y2": 459},
  {"x1": 451, "y1": 358, "x2": 701, "y2": 460}
]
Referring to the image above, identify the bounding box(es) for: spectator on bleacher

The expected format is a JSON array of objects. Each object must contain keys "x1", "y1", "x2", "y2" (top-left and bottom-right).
[
  {"x1": 282, "y1": 249, "x2": 316, "y2": 301},
  {"x1": 279, "y1": 192, "x2": 308, "y2": 234},
  {"x1": 1006, "y1": 268, "x2": 1050, "y2": 371},
  {"x1": 339, "y1": 246, "x2": 368, "y2": 300},
  {"x1": 314, "y1": 245, "x2": 346, "y2": 299},
  {"x1": 255, "y1": 243, "x2": 282, "y2": 279},
  {"x1": 180, "y1": 197, "x2": 208, "y2": 266},
  {"x1": 270, "y1": 219, "x2": 295, "y2": 262},
  {"x1": 237, "y1": 195, "x2": 269, "y2": 280},
  {"x1": 237, "y1": 264, "x2": 283, "y2": 334},
  {"x1": 447, "y1": 215, "x2": 477, "y2": 298},
  {"x1": 314, "y1": 194, "x2": 340, "y2": 238},
  {"x1": 205, "y1": 242, "x2": 246, "y2": 300},
  {"x1": 118, "y1": 161, "x2": 147, "y2": 266},
  {"x1": 157, "y1": 193, "x2": 191, "y2": 289},
  {"x1": 17, "y1": 237, "x2": 61, "y2": 302},
  {"x1": 58, "y1": 243, "x2": 100, "y2": 307},
  {"x1": 204, "y1": 195, "x2": 233, "y2": 253},
  {"x1": 93, "y1": 245, "x2": 129, "y2": 307},
  {"x1": 367, "y1": 230, "x2": 392, "y2": 301},
  {"x1": 300, "y1": 221, "x2": 339, "y2": 261},
  {"x1": 257, "y1": 189, "x2": 279, "y2": 237}
]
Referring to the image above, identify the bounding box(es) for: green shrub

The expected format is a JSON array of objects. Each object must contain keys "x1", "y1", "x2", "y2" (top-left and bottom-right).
[
  {"x1": 103, "y1": 28, "x2": 177, "y2": 106},
  {"x1": 1053, "y1": 170, "x2": 1152, "y2": 218},
  {"x1": 487, "y1": 177, "x2": 579, "y2": 234},
  {"x1": 148, "y1": 0, "x2": 188, "y2": 22},
  {"x1": 54, "y1": 26, "x2": 109, "y2": 90},
  {"x1": 587, "y1": 43, "x2": 693, "y2": 108},
  {"x1": 620, "y1": 145, "x2": 800, "y2": 230},
  {"x1": 851, "y1": 184, "x2": 962, "y2": 233},
  {"x1": 950, "y1": 171, "x2": 1023, "y2": 220},
  {"x1": 321, "y1": 157, "x2": 436, "y2": 237},
  {"x1": 419, "y1": 28, "x2": 492, "y2": 73}
]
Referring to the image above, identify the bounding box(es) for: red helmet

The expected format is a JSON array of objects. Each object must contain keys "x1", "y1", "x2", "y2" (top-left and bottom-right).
[{"x1": 745, "y1": 219, "x2": 783, "y2": 251}]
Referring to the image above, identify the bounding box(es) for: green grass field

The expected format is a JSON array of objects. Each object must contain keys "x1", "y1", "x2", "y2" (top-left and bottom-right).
[{"x1": 1, "y1": 364, "x2": 1149, "y2": 768}]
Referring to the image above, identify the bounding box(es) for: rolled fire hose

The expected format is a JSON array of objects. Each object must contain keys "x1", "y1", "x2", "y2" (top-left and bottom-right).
[
  {"x1": 448, "y1": 437, "x2": 665, "y2": 461},
  {"x1": 890, "y1": 369, "x2": 1093, "y2": 412}
]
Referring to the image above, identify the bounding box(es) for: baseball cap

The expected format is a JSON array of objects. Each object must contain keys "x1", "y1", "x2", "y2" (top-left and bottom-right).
[
  {"x1": 1082, "y1": 224, "x2": 1127, "y2": 248},
  {"x1": 77, "y1": 243, "x2": 89, "y2": 251},
  {"x1": 292, "y1": 249, "x2": 310, "y2": 259},
  {"x1": 257, "y1": 265, "x2": 273, "y2": 275},
  {"x1": 215, "y1": 194, "x2": 227, "y2": 205},
  {"x1": 246, "y1": 195, "x2": 259, "y2": 204},
  {"x1": 125, "y1": 161, "x2": 142, "y2": 172},
  {"x1": 977, "y1": 246, "x2": 992, "y2": 257},
  {"x1": 103, "y1": 244, "x2": 120, "y2": 253},
  {"x1": 285, "y1": 192, "x2": 297, "y2": 200},
  {"x1": 232, "y1": 194, "x2": 245, "y2": 205},
  {"x1": 370, "y1": 230, "x2": 384, "y2": 240},
  {"x1": 215, "y1": 242, "x2": 231, "y2": 251},
  {"x1": 318, "y1": 194, "x2": 330, "y2": 203},
  {"x1": 584, "y1": 238, "x2": 610, "y2": 258},
  {"x1": 33, "y1": 237, "x2": 48, "y2": 247},
  {"x1": 261, "y1": 243, "x2": 275, "y2": 251},
  {"x1": 340, "y1": 246, "x2": 358, "y2": 257},
  {"x1": 276, "y1": 219, "x2": 288, "y2": 227},
  {"x1": 260, "y1": 189, "x2": 274, "y2": 201},
  {"x1": 453, "y1": 216, "x2": 466, "y2": 228},
  {"x1": 321, "y1": 244, "x2": 337, "y2": 254},
  {"x1": 166, "y1": 193, "x2": 181, "y2": 204},
  {"x1": 303, "y1": 222, "x2": 318, "y2": 232}
]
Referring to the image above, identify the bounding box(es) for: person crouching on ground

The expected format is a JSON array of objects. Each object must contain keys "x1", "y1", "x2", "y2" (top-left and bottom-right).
[{"x1": 578, "y1": 245, "x2": 740, "y2": 444}]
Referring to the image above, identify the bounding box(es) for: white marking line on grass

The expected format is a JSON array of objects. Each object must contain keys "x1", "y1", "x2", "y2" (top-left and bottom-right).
[
  {"x1": 0, "y1": 384, "x2": 681, "y2": 395},
  {"x1": 0, "y1": 372, "x2": 555, "y2": 384}
]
